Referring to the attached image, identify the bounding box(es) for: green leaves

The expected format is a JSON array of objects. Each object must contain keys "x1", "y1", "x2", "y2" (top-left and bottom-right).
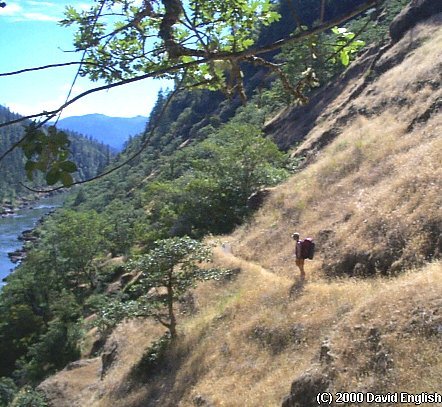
[
  {"x1": 62, "y1": 0, "x2": 281, "y2": 91},
  {"x1": 126, "y1": 236, "x2": 213, "y2": 286},
  {"x1": 20, "y1": 124, "x2": 77, "y2": 187},
  {"x1": 330, "y1": 26, "x2": 366, "y2": 67},
  {"x1": 101, "y1": 236, "x2": 224, "y2": 337},
  {"x1": 142, "y1": 120, "x2": 288, "y2": 237}
]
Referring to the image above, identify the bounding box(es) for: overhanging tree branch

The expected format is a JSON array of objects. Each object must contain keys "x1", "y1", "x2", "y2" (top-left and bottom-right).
[
  {"x1": 0, "y1": 0, "x2": 381, "y2": 130},
  {"x1": 0, "y1": 0, "x2": 382, "y2": 173},
  {"x1": 0, "y1": 59, "x2": 200, "y2": 131},
  {"x1": 19, "y1": 71, "x2": 187, "y2": 193},
  {"x1": 0, "y1": 61, "x2": 111, "y2": 77}
]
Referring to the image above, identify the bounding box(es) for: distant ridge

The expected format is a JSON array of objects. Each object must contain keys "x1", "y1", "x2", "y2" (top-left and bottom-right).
[{"x1": 55, "y1": 114, "x2": 148, "y2": 151}]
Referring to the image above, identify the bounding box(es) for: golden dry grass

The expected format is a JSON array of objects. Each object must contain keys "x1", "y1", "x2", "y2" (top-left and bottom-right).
[
  {"x1": 38, "y1": 18, "x2": 442, "y2": 407},
  {"x1": 83, "y1": 255, "x2": 440, "y2": 407},
  {"x1": 39, "y1": 258, "x2": 441, "y2": 406},
  {"x1": 328, "y1": 262, "x2": 442, "y2": 396},
  {"x1": 232, "y1": 31, "x2": 441, "y2": 273}
]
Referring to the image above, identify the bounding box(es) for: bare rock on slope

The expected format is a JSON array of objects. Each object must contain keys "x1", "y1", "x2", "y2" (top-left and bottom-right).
[
  {"x1": 264, "y1": 1, "x2": 442, "y2": 161},
  {"x1": 390, "y1": 0, "x2": 442, "y2": 42},
  {"x1": 263, "y1": 44, "x2": 381, "y2": 152},
  {"x1": 101, "y1": 340, "x2": 119, "y2": 379},
  {"x1": 247, "y1": 188, "x2": 273, "y2": 211},
  {"x1": 37, "y1": 358, "x2": 101, "y2": 407},
  {"x1": 281, "y1": 371, "x2": 330, "y2": 407}
]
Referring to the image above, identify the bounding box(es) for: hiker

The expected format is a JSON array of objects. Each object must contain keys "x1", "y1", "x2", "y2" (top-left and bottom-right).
[
  {"x1": 292, "y1": 232, "x2": 305, "y2": 279},
  {"x1": 292, "y1": 232, "x2": 315, "y2": 279}
]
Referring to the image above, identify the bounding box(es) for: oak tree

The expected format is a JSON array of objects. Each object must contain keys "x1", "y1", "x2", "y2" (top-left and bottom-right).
[{"x1": 0, "y1": 0, "x2": 380, "y2": 188}]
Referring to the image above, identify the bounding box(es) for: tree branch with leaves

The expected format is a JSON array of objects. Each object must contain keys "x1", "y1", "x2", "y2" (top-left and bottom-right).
[
  {"x1": 0, "y1": 0, "x2": 382, "y2": 188},
  {"x1": 94, "y1": 236, "x2": 232, "y2": 339}
]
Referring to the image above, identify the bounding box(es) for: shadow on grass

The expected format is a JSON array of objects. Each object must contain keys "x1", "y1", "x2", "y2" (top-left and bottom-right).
[
  {"x1": 110, "y1": 332, "x2": 209, "y2": 407},
  {"x1": 289, "y1": 277, "x2": 306, "y2": 298}
]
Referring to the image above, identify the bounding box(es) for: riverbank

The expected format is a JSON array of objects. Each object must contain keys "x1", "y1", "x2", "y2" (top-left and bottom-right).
[
  {"x1": 0, "y1": 194, "x2": 64, "y2": 285},
  {"x1": 7, "y1": 223, "x2": 48, "y2": 265},
  {"x1": 1, "y1": 192, "x2": 60, "y2": 218}
]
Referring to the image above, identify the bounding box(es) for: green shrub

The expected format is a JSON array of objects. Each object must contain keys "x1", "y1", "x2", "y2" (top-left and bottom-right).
[
  {"x1": 0, "y1": 377, "x2": 17, "y2": 407},
  {"x1": 10, "y1": 386, "x2": 47, "y2": 407}
]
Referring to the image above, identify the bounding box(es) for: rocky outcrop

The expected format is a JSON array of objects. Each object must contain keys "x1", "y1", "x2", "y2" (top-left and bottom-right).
[
  {"x1": 265, "y1": 0, "x2": 442, "y2": 162},
  {"x1": 0, "y1": 202, "x2": 15, "y2": 217},
  {"x1": 263, "y1": 43, "x2": 382, "y2": 152},
  {"x1": 247, "y1": 188, "x2": 273, "y2": 211},
  {"x1": 7, "y1": 249, "x2": 26, "y2": 264},
  {"x1": 7, "y1": 229, "x2": 40, "y2": 264},
  {"x1": 101, "y1": 341, "x2": 119, "y2": 379},
  {"x1": 37, "y1": 357, "x2": 101, "y2": 407},
  {"x1": 193, "y1": 394, "x2": 215, "y2": 406},
  {"x1": 390, "y1": 0, "x2": 442, "y2": 42},
  {"x1": 282, "y1": 371, "x2": 330, "y2": 407},
  {"x1": 18, "y1": 229, "x2": 39, "y2": 242}
]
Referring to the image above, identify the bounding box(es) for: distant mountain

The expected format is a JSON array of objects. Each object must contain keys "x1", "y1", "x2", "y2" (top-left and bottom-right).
[
  {"x1": 0, "y1": 105, "x2": 112, "y2": 201},
  {"x1": 55, "y1": 114, "x2": 148, "y2": 151}
]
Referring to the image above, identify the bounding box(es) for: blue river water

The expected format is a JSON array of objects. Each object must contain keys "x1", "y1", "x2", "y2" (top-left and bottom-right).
[{"x1": 0, "y1": 195, "x2": 63, "y2": 287}]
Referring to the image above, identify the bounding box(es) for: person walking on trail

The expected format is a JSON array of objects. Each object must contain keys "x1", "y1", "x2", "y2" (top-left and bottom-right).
[
  {"x1": 292, "y1": 232, "x2": 315, "y2": 280},
  {"x1": 292, "y1": 232, "x2": 305, "y2": 279}
]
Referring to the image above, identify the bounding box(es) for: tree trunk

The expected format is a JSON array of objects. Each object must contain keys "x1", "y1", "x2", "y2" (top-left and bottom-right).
[
  {"x1": 167, "y1": 268, "x2": 177, "y2": 339},
  {"x1": 320, "y1": 0, "x2": 326, "y2": 23}
]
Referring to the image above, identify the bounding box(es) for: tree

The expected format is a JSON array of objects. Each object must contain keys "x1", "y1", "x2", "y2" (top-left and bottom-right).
[
  {"x1": 96, "y1": 237, "x2": 229, "y2": 339},
  {"x1": 58, "y1": 0, "x2": 376, "y2": 97},
  {"x1": 0, "y1": 0, "x2": 380, "y2": 189},
  {"x1": 42, "y1": 210, "x2": 108, "y2": 292},
  {"x1": 0, "y1": 377, "x2": 17, "y2": 407},
  {"x1": 143, "y1": 121, "x2": 288, "y2": 237},
  {"x1": 17, "y1": 291, "x2": 82, "y2": 383}
]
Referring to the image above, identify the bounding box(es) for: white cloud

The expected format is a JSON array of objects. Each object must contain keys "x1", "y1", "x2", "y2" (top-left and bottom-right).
[
  {"x1": 3, "y1": 102, "x2": 35, "y2": 117},
  {"x1": 26, "y1": 1, "x2": 57, "y2": 7},
  {"x1": 22, "y1": 12, "x2": 59, "y2": 21},
  {"x1": 0, "y1": 3, "x2": 22, "y2": 16},
  {"x1": 0, "y1": 0, "x2": 64, "y2": 22},
  {"x1": 76, "y1": 3, "x2": 92, "y2": 11}
]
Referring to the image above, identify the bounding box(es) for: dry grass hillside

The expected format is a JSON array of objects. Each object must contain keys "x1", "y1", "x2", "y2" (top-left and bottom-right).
[
  {"x1": 38, "y1": 12, "x2": 441, "y2": 407},
  {"x1": 235, "y1": 14, "x2": 441, "y2": 278}
]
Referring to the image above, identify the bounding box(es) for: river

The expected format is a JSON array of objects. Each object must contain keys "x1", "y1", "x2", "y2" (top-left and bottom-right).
[{"x1": 0, "y1": 195, "x2": 64, "y2": 287}]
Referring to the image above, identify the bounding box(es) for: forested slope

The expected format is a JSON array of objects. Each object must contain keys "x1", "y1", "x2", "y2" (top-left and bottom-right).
[
  {"x1": 1, "y1": 0, "x2": 439, "y2": 405},
  {"x1": 0, "y1": 105, "x2": 112, "y2": 202},
  {"x1": 34, "y1": 4, "x2": 441, "y2": 406}
]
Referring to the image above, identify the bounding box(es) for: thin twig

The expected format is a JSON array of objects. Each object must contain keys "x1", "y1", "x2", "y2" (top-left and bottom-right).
[
  {"x1": 283, "y1": 0, "x2": 303, "y2": 28},
  {"x1": 0, "y1": 0, "x2": 382, "y2": 137},
  {"x1": 54, "y1": 0, "x2": 106, "y2": 126},
  {"x1": 320, "y1": 0, "x2": 326, "y2": 24},
  {"x1": 324, "y1": 16, "x2": 372, "y2": 64},
  {"x1": 0, "y1": 61, "x2": 109, "y2": 77},
  {"x1": 20, "y1": 71, "x2": 188, "y2": 193},
  {"x1": 0, "y1": 59, "x2": 202, "y2": 132}
]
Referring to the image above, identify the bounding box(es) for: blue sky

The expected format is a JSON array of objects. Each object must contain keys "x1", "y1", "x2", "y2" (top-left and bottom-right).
[{"x1": 0, "y1": 0, "x2": 169, "y2": 118}]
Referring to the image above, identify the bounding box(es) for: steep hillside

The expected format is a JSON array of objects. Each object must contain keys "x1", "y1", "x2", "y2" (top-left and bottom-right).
[
  {"x1": 0, "y1": 106, "x2": 112, "y2": 202},
  {"x1": 36, "y1": 6, "x2": 441, "y2": 407},
  {"x1": 235, "y1": 11, "x2": 441, "y2": 277}
]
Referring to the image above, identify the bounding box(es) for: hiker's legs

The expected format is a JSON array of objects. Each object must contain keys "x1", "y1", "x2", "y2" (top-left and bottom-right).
[{"x1": 296, "y1": 258, "x2": 305, "y2": 279}]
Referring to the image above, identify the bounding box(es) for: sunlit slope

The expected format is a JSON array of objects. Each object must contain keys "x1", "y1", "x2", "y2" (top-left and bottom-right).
[
  {"x1": 37, "y1": 14, "x2": 442, "y2": 407},
  {"x1": 231, "y1": 16, "x2": 441, "y2": 279},
  {"x1": 38, "y1": 255, "x2": 441, "y2": 406}
]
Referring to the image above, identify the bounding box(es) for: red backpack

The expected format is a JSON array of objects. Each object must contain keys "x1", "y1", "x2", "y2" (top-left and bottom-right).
[{"x1": 300, "y1": 238, "x2": 315, "y2": 260}]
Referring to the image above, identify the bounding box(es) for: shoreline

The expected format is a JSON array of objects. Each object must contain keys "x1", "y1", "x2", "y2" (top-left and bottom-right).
[
  {"x1": 1, "y1": 191, "x2": 61, "y2": 218},
  {"x1": 1, "y1": 194, "x2": 64, "y2": 283}
]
